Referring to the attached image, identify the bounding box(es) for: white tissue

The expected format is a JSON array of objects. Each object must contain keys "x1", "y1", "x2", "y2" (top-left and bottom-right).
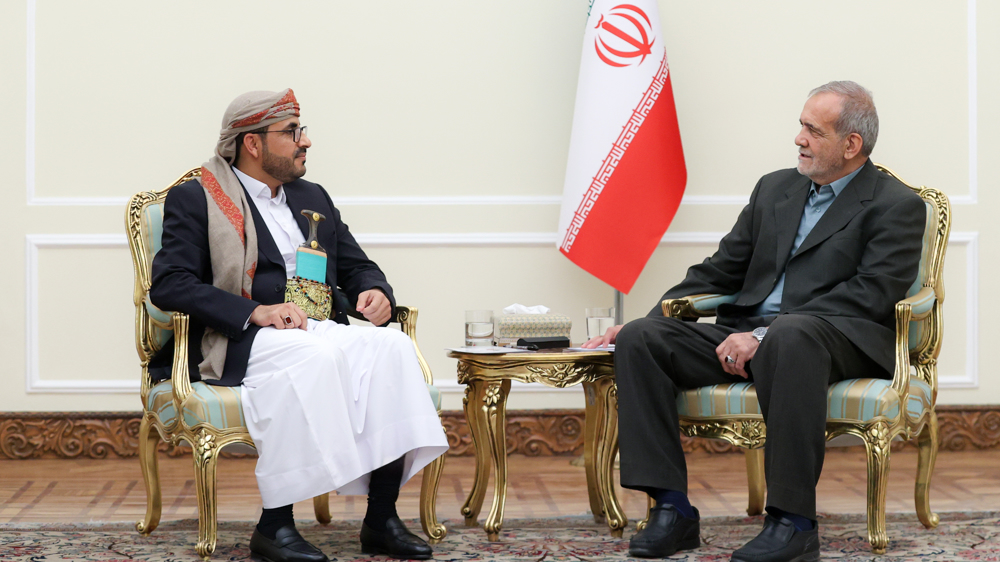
[{"x1": 502, "y1": 303, "x2": 551, "y2": 315}]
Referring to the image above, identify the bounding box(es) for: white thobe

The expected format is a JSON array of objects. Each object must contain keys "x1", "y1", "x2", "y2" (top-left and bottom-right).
[{"x1": 234, "y1": 168, "x2": 449, "y2": 508}]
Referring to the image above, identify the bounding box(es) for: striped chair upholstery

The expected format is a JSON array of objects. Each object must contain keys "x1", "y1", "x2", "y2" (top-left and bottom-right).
[
  {"x1": 905, "y1": 201, "x2": 938, "y2": 350},
  {"x1": 140, "y1": 202, "x2": 172, "y2": 351},
  {"x1": 148, "y1": 380, "x2": 441, "y2": 430},
  {"x1": 146, "y1": 381, "x2": 245, "y2": 429},
  {"x1": 906, "y1": 377, "x2": 933, "y2": 425},
  {"x1": 677, "y1": 377, "x2": 919, "y2": 424}
]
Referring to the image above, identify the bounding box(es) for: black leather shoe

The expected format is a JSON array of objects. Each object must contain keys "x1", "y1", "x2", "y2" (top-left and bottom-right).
[
  {"x1": 628, "y1": 505, "x2": 700, "y2": 558},
  {"x1": 731, "y1": 514, "x2": 820, "y2": 562},
  {"x1": 360, "y1": 516, "x2": 433, "y2": 559},
  {"x1": 249, "y1": 524, "x2": 330, "y2": 562}
]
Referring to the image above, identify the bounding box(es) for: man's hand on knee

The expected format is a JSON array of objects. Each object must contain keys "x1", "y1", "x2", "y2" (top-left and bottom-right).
[
  {"x1": 357, "y1": 289, "x2": 391, "y2": 326},
  {"x1": 581, "y1": 324, "x2": 623, "y2": 349},
  {"x1": 715, "y1": 333, "x2": 759, "y2": 378},
  {"x1": 250, "y1": 302, "x2": 308, "y2": 330}
]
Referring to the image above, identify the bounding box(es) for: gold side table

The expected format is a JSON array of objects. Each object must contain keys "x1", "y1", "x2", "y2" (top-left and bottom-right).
[{"x1": 448, "y1": 349, "x2": 625, "y2": 541}]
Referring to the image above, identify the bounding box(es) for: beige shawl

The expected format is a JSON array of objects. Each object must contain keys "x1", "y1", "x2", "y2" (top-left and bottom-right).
[{"x1": 197, "y1": 89, "x2": 301, "y2": 380}]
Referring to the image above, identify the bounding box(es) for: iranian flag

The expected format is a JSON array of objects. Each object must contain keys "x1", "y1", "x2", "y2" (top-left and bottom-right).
[{"x1": 557, "y1": 0, "x2": 686, "y2": 293}]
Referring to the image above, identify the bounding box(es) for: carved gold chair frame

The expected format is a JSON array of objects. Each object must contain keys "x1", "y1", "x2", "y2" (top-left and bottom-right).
[
  {"x1": 641, "y1": 164, "x2": 949, "y2": 554},
  {"x1": 126, "y1": 168, "x2": 448, "y2": 560}
]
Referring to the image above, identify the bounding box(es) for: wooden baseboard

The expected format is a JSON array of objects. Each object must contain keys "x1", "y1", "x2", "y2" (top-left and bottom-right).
[{"x1": 1, "y1": 406, "x2": 997, "y2": 460}]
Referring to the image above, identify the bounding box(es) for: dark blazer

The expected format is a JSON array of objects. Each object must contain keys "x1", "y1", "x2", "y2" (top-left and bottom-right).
[
  {"x1": 649, "y1": 160, "x2": 925, "y2": 372},
  {"x1": 148, "y1": 176, "x2": 394, "y2": 386}
]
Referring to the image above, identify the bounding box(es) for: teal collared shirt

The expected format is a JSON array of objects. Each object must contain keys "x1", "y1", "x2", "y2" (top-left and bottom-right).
[{"x1": 755, "y1": 166, "x2": 864, "y2": 316}]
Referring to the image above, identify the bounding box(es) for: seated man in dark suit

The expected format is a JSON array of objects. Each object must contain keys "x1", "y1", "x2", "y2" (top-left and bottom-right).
[
  {"x1": 582, "y1": 81, "x2": 925, "y2": 562},
  {"x1": 149, "y1": 89, "x2": 448, "y2": 562}
]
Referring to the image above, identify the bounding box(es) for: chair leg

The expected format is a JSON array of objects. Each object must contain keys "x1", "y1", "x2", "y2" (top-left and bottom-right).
[
  {"x1": 313, "y1": 493, "x2": 332, "y2": 525},
  {"x1": 135, "y1": 415, "x2": 162, "y2": 535},
  {"x1": 915, "y1": 411, "x2": 940, "y2": 529},
  {"x1": 192, "y1": 430, "x2": 222, "y2": 560},
  {"x1": 744, "y1": 448, "x2": 765, "y2": 516},
  {"x1": 861, "y1": 421, "x2": 892, "y2": 555},
  {"x1": 420, "y1": 453, "x2": 448, "y2": 543}
]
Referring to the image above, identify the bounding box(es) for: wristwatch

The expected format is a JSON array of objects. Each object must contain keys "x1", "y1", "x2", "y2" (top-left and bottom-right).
[{"x1": 752, "y1": 326, "x2": 768, "y2": 343}]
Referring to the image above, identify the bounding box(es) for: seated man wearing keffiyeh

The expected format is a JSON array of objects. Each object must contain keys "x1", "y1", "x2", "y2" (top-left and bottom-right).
[{"x1": 149, "y1": 89, "x2": 448, "y2": 562}]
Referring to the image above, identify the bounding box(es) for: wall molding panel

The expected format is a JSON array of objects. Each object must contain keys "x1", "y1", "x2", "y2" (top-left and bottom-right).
[
  {"x1": 23, "y1": 230, "x2": 978, "y2": 393},
  {"x1": 24, "y1": 234, "x2": 138, "y2": 394},
  {"x1": 942, "y1": 232, "x2": 979, "y2": 388}
]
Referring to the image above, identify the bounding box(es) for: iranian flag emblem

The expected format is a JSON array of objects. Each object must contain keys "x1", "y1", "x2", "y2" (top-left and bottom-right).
[{"x1": 558, "y1": 1, "x2": 686, "y2": 293}]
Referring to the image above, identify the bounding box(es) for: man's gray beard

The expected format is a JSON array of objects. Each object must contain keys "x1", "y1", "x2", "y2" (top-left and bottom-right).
[{"x1": 261, "y1": 146, "x2": 306, "y2": 184}]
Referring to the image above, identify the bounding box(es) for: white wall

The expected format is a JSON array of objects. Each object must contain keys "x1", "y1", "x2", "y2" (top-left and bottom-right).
[{"x1": 1, "y1": 1, "x2": 994, "y2": 411}]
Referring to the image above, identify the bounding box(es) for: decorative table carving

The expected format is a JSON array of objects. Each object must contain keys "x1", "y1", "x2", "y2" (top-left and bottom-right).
[{"x1": 448, "y1": 349, "x2": 623, "y2": 541}]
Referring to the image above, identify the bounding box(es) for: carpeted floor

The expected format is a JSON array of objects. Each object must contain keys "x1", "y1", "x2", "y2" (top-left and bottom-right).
[{"x1": 1, "y1": 512, "x2": 997, "y2": 561}]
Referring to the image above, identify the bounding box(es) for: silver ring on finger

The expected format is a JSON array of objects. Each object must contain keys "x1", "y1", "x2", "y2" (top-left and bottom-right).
[
  {"x1": 283, "y1": 315, "x2": 293, "y2": 326},
  {"x1": 726, "y1": 355, "x2": 736, "y2": 364}
]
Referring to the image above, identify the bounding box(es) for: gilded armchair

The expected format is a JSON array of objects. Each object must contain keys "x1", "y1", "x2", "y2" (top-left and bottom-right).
[
  {"x1": 645, "y1": 164, "x2": 949, "y2": 554},
  {"x1": 126, "y1": 168, "x2": 448, "y2": 560}
]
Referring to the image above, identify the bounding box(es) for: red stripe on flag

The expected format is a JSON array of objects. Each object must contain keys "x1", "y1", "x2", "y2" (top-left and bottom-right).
[{"x1": 561, "y1": 74, "x2": 686, "y2": 293}]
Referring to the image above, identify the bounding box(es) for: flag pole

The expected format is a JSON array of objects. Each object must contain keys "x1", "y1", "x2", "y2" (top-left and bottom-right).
[{"x1": 614, "y1": 289, "x2": 624, "y2": 325}]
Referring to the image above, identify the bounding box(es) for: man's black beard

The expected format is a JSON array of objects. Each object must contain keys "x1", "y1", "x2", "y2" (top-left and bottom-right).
[{"x1": 261, "y1": 144, "x2": 306, "y2": 184}]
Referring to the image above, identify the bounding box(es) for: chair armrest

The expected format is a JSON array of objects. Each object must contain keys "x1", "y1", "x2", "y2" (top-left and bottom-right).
[
  {"x1": 900, "y1": 286, "x2": 936, "y2": 321},
  {"x1": 169, "y1": 312, "x2": 194, "y2": 405},
  {"x1": 395, "y1": 306, "x2": 434, "y2": 386},
  {"x1": 662, "y1": 294, "x2": 738, "y2": 319},
  {"x1": 891, "y1": 286, "x2": 938, "y2": 400}
]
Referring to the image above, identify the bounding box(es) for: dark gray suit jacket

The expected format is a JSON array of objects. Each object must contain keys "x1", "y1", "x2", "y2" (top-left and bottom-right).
[{"x1": 649, "y1": 160, "x2": 925, "y2": 372}]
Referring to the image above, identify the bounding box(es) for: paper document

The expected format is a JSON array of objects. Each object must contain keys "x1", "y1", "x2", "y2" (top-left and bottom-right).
[
  {"x1": 565, "y1": 345, "x2": 615, "y2": 352},
  {"x1": 445, "y1": 346, "x2": 534, "y2": 354}
]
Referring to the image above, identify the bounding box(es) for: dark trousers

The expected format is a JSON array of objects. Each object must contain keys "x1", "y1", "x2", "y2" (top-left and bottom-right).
[{"x1": 614, "y1": 313, "x2": 885, "y2": 518}]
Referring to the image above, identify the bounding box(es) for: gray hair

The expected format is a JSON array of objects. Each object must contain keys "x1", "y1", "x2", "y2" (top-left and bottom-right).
[{"x1": 808, "y1": 81, "x2": 879, "y2": 157}]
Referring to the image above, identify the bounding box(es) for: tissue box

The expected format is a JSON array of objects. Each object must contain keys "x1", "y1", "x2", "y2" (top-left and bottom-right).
[{"x1": 494, "y1": 314, "x2": 572, "y2": 346}]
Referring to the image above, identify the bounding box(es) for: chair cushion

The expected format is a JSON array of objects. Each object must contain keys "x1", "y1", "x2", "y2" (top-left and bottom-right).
[
  {"x1": 427, "y1": 384, "x2": 441, "y2": 411},
  {"x1": 677, "y1": 382, "x2": 760, "y2": 417},
  {"x1": 146, "y1": 381, "x2": 246, "y2": 429},
  {"x1": 147, "y1": 381, "x2": 443, "y2": 429},
  {"x1": 826, "y1": 378, "x2": 900, "y2": 422},
  {"x1": 907, "y1": 377, "x2": 933, "y2": 424},
  {"x1": 905, "y1": 202, "x2": 938, "y2": 352},
  {"x1": 678, "y1": 378, "x2": 907, "y2": 423},
  {"x1": 144, "y1": 295, "x2": 173, "y2": 350},
  {"x1": 141, "y1": 201, "x2": 165, "y2": 264},
  {"x1": 146, "y1": 381, "x2": 178, "y2": 427},
  {"x1": 905, "y1": 201, "x2": 936, "y2": 299}
]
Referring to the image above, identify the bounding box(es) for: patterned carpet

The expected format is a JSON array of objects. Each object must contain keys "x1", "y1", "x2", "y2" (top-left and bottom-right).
[{"x1": 1, "y1": 512, "x2": 998, "y2": 561}]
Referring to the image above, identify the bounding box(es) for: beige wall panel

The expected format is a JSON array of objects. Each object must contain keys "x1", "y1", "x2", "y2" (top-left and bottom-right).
[
  {"x1": 1, "y1": 2, "x2": 28, "y2": 411},
  {"x1": 3, "y1": 0, "x2": 994, "y2": 411},
  {"x1": 666, "y1": 1, "x2": 969, "y2": 199},
  {"x1": 31, "y1": 2, "x2": 969, "y2": 201},
  {"x1": 970, "y1": 0, "x2": 1000, "y2": 406},
  {"x1": 935, "y1": 239, "x2": 971, "y2": 400},
  {"x1": 32, "y1": 0, "x2": 583, "y2": 200},
  {"x1": 35, "y1": 246, "x2": 135, "y2": 383}
]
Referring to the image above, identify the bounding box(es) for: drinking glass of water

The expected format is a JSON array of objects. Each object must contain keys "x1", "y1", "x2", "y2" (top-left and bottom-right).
[
  {"x1": 585, "y1": 308, "x2": 616, "y2": 340},
  {"x1": 465, "y1": 310, "x2": 494, "y2": 346}
]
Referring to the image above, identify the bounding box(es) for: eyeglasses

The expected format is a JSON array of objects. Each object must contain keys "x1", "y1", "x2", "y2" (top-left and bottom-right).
[{"x1": 257, "y1": 126, "x2": 308, "y2": 143}]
